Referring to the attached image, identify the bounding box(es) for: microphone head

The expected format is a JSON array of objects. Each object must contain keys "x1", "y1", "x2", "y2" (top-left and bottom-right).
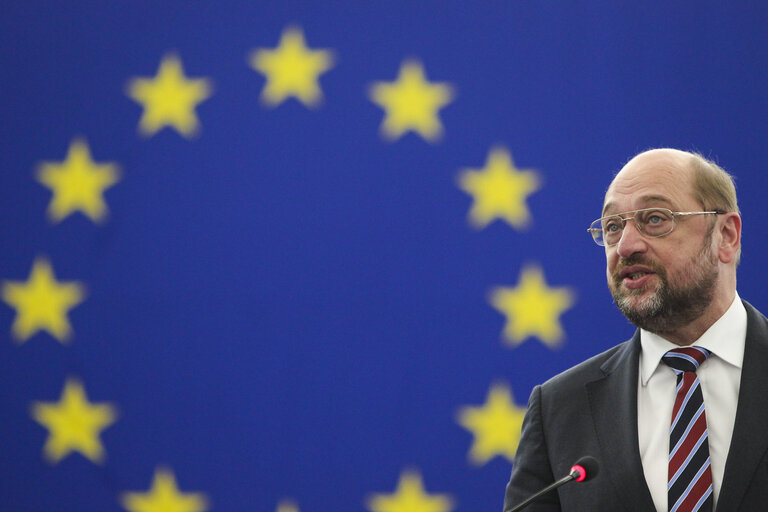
[{"x1": 570, "y1": 456, "x2": 599, "y2": 482}]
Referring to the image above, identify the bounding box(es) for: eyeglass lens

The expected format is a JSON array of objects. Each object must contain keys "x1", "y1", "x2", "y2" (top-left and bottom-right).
[{"x1": 595, "y1": 209, "x2": 674, "y2": 245}]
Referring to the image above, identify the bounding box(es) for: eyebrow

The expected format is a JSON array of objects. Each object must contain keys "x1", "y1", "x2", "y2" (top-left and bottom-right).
[{"x1": 602, "y1": 195, "x2": 675, "y2": 216}]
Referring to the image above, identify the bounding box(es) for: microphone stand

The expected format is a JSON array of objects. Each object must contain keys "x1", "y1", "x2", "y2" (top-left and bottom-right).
[{"x1": 507, "y1": 470, "x2": 578, "y2": 512}]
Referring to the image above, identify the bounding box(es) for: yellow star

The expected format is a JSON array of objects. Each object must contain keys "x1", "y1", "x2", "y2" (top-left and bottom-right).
[
  {"x1": 249, "y1": 26, "x2": 334, "y2": 108},
  {"x1": 456, "y1": 383, "x2": 527, "y2": 465},
  {"x1": 126, "y1": 54, "x2": 212, "y2": 137},
  {"x1": 36, "y1": 138, "x2": 121, "y2": 223},
  {"x1": 457, "y1": 148, "x2": 540, "y2": 230},
  {"x1": 369, "y1": 60, "x2": 454, "y2": 142},
  {"x1": 121, "y1": 468, "x2": 209, "y2": 512},
  {"x1": 490, "y1": 265, "x2": 574, "y2": 348},
  {"x1": 2, "y1": 257, "x2": 86, "y2": 343},
  {"x1": 31, "y1": 378, "x2": 117, "y2": 463},
  {"x1": 276, "y1": 499, "x2": 299, "y2": 512},
  {"x1": 367, "y1": 470, "x2": 454, "y2": 512}
]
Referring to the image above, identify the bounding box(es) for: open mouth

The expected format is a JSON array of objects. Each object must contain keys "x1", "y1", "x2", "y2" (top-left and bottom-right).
[{"x1": 617, "y1": 265, "x2": 657, "y2": 287}]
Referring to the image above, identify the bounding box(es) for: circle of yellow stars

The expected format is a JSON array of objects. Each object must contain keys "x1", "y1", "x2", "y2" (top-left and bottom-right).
[{"x1": 0, "y1": 20, "x2": 584, "y2": 512}]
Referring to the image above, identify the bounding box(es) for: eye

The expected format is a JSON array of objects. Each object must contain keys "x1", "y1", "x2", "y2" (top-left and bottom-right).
[
  {"x1": 647, "y1": 214, "x2": 664, "y2": 225},
  {"x1": 603, "y1": 219, "x2": 622, "y2": 233},
  {"x1": 637, "y1": 209, "x2": 672, "y2": 232},
  {"x1": 643, "y1": 209, "x2": 672, "y2": 223}
]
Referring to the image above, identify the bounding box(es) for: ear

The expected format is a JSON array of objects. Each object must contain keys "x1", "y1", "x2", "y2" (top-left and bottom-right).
[{"x1": 717, "y1": 212, "x2": 741, "y2": 264}]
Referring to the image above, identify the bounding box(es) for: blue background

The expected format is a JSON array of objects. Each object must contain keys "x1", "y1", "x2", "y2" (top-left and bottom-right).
[{"x1": 2, "y1": 2, "x2": 768, "y2": 511}]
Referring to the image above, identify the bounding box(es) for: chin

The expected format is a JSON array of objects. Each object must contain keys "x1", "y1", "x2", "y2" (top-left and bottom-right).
[
  {"x1": 623, "y1": 296, "x2": 662, "y2": 318},
  {"x1": 612, "y1": 284, "x2": 664, "y2": 322}
]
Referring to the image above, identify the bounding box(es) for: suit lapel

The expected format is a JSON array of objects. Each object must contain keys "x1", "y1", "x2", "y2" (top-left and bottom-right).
[
  {"x1": 715, "y1": 301, "x2": 768, "y2": 511},
  {"x1": 586, "y1": 332, "x2": 656, "y2": 511}
]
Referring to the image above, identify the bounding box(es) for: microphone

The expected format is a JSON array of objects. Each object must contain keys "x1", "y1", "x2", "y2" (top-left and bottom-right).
[
  {"x1": 508, "y1": 456, "x2": 600, "y2": 512},
  {"x1": 570, "y1": 456, "x2": 599, "y2": 482}
]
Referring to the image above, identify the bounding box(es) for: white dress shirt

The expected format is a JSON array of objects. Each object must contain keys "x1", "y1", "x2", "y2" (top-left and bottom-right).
[{"x1": 637, "y1": 293, "x2": 746, "y2": 512}]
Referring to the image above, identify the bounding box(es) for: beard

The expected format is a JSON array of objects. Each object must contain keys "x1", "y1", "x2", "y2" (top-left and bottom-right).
[{"x1": 608, "y1": 234, "x2": 719, "y2": 335}]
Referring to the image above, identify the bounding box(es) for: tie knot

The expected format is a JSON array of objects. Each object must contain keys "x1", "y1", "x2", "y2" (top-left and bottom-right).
[{"x1": 662, "y1": 346, "x2": 711, "y2": 373}]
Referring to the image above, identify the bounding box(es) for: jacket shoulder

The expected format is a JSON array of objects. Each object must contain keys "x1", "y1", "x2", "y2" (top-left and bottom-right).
[{"x1": 540, "y1": 338, "x2": 635, "y2": 392}]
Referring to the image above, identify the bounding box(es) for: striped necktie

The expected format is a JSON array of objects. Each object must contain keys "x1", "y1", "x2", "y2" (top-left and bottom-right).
[{"x1": 662, "y1": 346, "x2": 713, "y2": 512}]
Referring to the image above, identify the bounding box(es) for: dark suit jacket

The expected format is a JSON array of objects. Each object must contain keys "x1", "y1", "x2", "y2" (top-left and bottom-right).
[{"x1": 503, "y1": 301, "x2": 768, "y2": 512}]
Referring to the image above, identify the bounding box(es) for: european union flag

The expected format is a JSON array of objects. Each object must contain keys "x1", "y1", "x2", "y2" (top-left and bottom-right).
[{"x1": 2, "y1": 2, "x2": 767, "y2": 511}]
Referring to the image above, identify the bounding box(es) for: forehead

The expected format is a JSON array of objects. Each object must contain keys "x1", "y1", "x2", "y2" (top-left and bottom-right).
[{"x1": 603, "y1": 150, "x2": 696, "y2": 215}]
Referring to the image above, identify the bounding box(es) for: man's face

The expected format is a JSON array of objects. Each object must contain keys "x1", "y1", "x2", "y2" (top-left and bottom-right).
[{"x1": 602, "y1": 150, "x2": 720, "y2": 334}]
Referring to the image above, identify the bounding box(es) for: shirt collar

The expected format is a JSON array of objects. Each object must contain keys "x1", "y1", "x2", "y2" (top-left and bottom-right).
[{"x1": 639, "y1": 292, "x2": 746, "y2": 386}]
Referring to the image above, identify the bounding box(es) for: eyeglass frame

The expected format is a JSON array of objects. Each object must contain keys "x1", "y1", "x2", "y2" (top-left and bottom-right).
[{"x1": 587, "y1": 207, "x2": 726, "y2": 247}]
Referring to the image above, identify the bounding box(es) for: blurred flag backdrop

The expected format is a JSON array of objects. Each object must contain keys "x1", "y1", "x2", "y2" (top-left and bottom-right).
[{"x1": 2, "y1": 2, "x2": 768, "y2": 511}]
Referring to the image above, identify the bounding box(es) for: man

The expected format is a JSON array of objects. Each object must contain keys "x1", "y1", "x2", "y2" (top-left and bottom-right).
[{"x1": 503, "y1": 148, "x2": 768, "y2": 512}]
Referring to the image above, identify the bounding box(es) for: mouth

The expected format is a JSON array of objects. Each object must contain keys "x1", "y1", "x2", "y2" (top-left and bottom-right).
[{"x1": 617, "y1": 265, "x2": 656, "y2": 288}]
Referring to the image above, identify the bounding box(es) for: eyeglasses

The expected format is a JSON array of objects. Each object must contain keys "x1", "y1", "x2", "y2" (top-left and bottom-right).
[{"x1": 587, "y1": 208, "x2": 725, "y2": 246}]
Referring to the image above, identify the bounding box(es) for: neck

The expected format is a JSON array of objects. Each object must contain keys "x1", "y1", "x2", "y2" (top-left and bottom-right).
[{"x1": 659, "y1": 289, "x2": 736, "y2": 346}]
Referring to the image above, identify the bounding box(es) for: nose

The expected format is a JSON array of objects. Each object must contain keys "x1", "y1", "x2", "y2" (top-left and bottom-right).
[{"x1": 615, "y1": 219, "x2": 648, "y2": 258}]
